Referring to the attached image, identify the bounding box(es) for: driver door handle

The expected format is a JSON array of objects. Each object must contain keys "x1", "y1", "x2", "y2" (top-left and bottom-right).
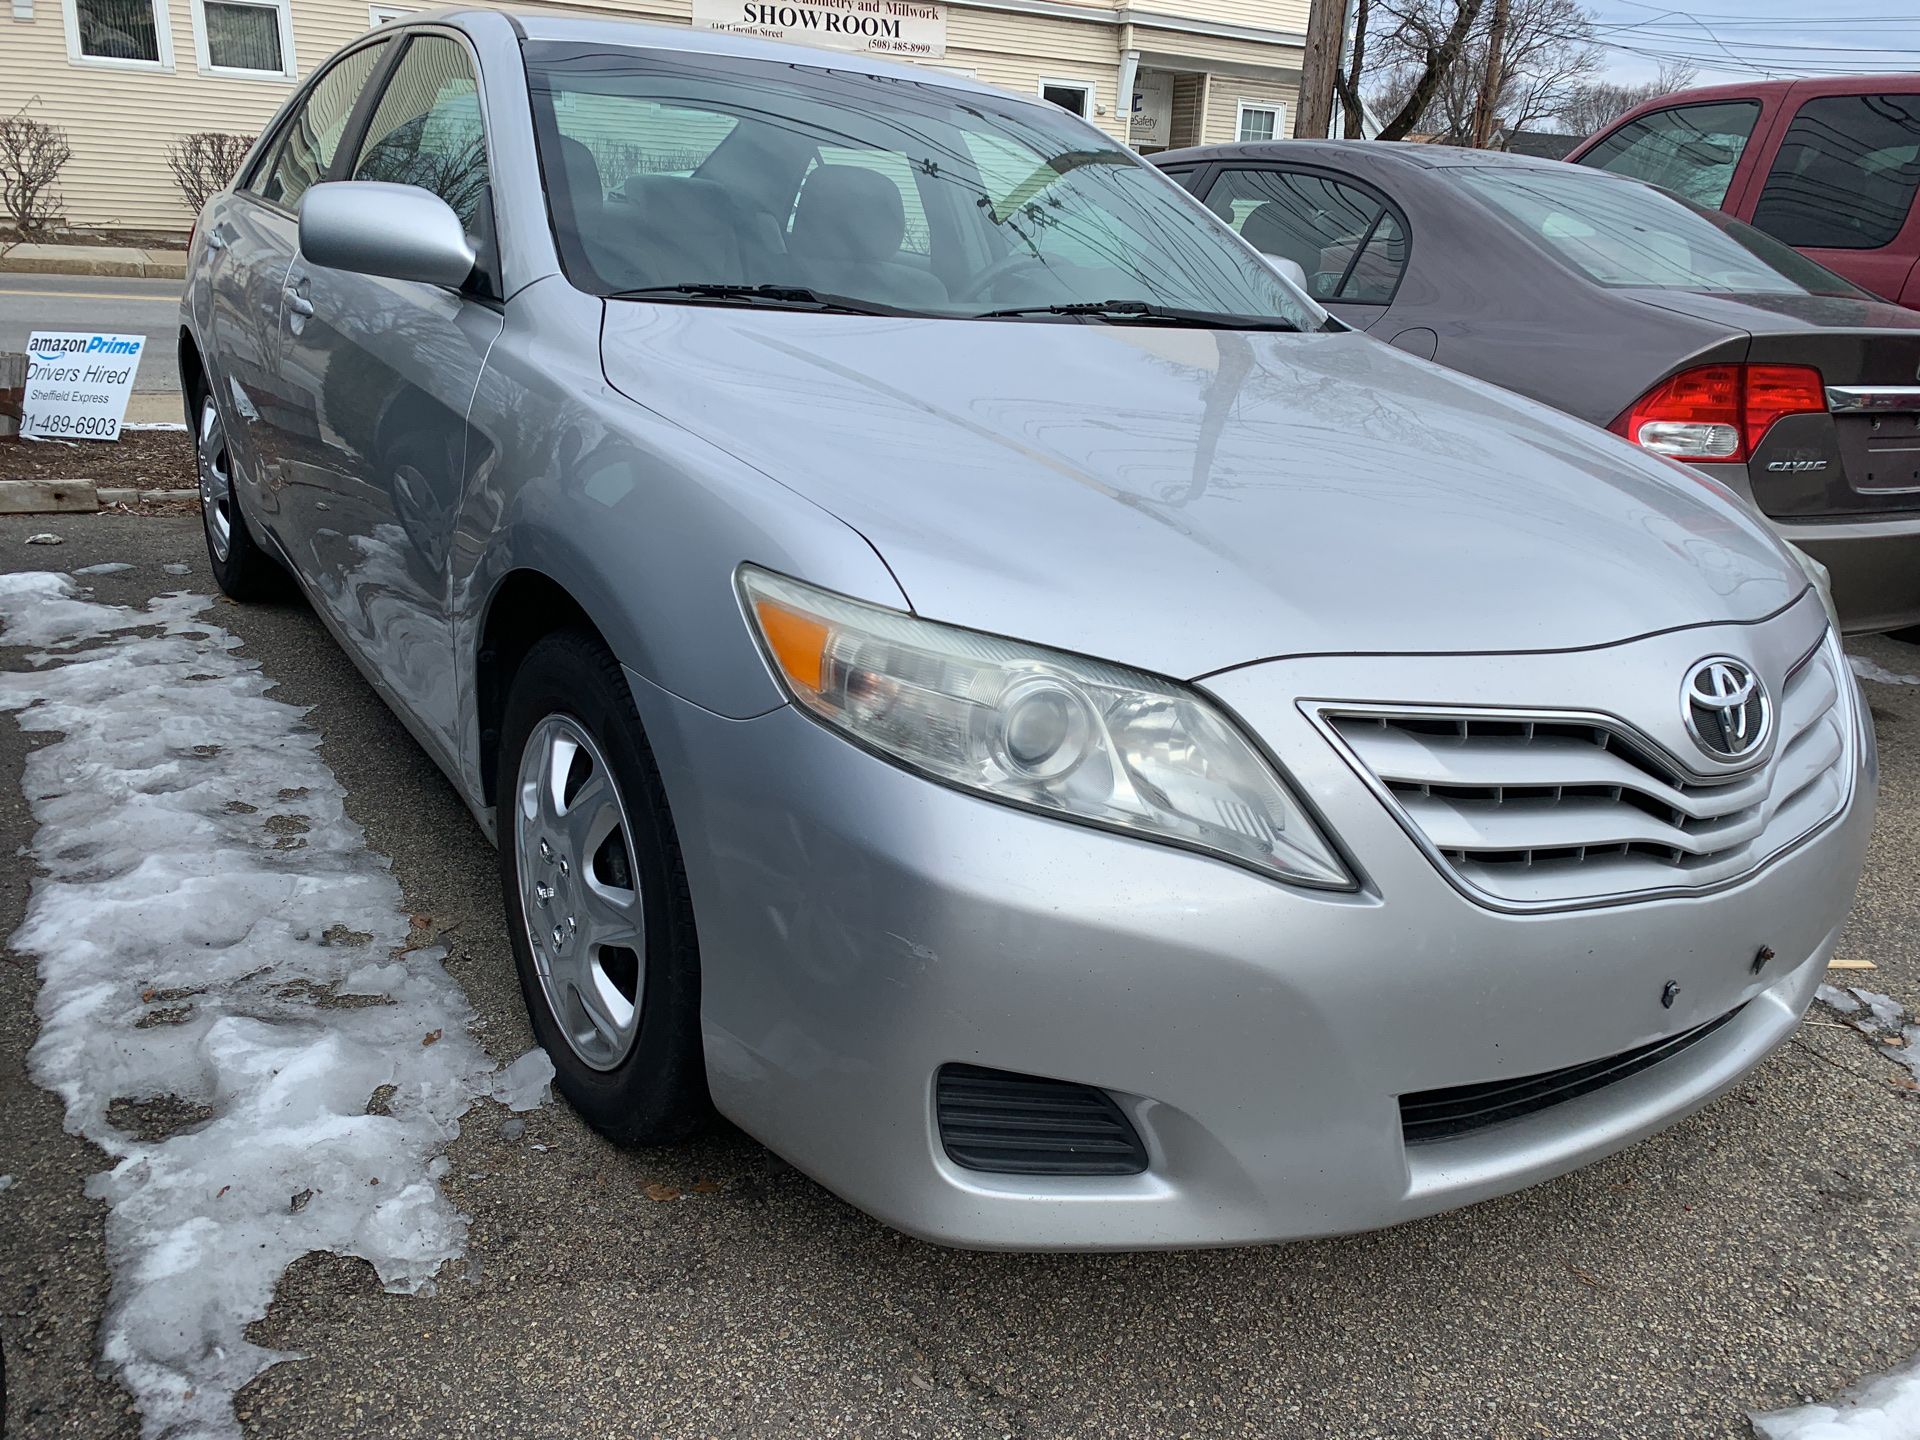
[{"x1": 283, "y1": 287, "x2": 314, "y2": 317}]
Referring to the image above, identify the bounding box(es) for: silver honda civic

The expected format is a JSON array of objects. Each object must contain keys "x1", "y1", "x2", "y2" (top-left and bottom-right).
[{"x1": 180, "y1": 8, "x2": 1875, "y2": 1249}]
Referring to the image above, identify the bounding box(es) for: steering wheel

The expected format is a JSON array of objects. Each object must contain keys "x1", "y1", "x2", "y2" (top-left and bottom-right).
[{"x1": 953, "y1": 254, "x2": 1048, "y2": 305}]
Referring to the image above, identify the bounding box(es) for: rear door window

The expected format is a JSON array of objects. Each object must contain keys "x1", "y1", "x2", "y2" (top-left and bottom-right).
[
  {"x1": 1576, "y1": 101, "x2": 1760, "y2": 208},
  {"x1": 1199, "y1": 167, "x2": 1407, "y2": 303},
  {"x1": 253, "y1": 40, "x2": 390, "y2": 209},
  {"x1": 1751, "y1": 94, "x2": 1920, "y2": 250}
]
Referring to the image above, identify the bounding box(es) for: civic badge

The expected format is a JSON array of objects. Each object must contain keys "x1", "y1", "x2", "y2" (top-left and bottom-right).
[{"x1": 1682, "y1": 657, "x2": 1770, "y2": 763}]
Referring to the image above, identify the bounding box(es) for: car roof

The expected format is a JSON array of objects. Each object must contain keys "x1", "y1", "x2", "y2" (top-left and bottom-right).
[
  {"x1": 1619, "y1": 74, "x2": 1920, "y2": 106},
  {"x1": 1150, "y1": 138, "x2": 1577, "y2": 174},
  {"x1": 431, "y1": 7, "x2": 1025, "y2": 106}
]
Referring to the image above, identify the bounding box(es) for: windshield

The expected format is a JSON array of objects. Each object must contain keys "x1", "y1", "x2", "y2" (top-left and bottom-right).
[
  {"x1": 1454, "y1": 164, "x2": 1869, "y2": 299},
  {"x1": 523, "y1": 42, "x2": 1323, "y2": 327}
]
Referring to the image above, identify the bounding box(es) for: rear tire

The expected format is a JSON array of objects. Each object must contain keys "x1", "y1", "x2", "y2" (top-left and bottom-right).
[
  {"x1": 193, "y1": 384, "x2": 286, "y2": 601},
  {"x1": 498, "y1": 630, "x2": 708, "y2": 1145}
]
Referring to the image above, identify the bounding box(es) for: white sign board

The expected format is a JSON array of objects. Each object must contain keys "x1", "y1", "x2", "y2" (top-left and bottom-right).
[
  {"x1": 1131, "y1": 71, "x2": 1173, "y2": 149},
  {"x1": 692, "y1": 0, "x2": 946, "y2": 58},
  {"x1": 21, "y1": 331, "x2": 145, "y2": 441}
]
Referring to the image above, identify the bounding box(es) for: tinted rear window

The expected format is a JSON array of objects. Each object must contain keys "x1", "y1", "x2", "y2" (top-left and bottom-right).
[
  {"x1": 1457, "y1": 165, "x2": 1864, "y2": 296},
  {"x1": 1752, "y1": 94, "x2": 1920, "y2": 251}
]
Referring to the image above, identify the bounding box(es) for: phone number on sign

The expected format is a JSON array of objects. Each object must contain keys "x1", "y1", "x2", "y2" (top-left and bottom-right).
[{"x1": 22, "y1": 412, "x2": 121, "y2": 439}]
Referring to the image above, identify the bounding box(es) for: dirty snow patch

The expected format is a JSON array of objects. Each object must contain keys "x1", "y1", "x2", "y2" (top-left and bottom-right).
[
  {"x1": 490, "y1": 1047, "x2": 555, "y2": 1112},
  {"x1": 0, "y1": 1174, "x2": 14, "y2": 1191},
  {"x1": 1849, "y1": 655, "x2": 1920, "y2": 686},
  {"x1": 0, "y1": 572, "x2": 539, "y2": 1440},
  {"x1": 1752, "y1": 1362, "x2": 1920, "y2": 1438},
  {"x1": 74, "y1": 562, "x2": 134, "y2": 577}
]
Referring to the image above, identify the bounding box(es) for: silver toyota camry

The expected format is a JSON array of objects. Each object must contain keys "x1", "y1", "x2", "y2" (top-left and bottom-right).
[{"x1": 180, "y1": 9, "x2": 1876, "y2": 1250}]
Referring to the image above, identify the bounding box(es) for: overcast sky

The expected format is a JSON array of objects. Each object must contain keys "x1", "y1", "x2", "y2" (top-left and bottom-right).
[{"x1": 1581, "y1": 0, "x2": 1920, "y2": 87}]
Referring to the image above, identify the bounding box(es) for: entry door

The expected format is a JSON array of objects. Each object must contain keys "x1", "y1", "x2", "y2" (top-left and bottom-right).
[
  {"x1": 1196, "y1": 165, "x2": 1410, "y2": 331},
  {"x1": 272, "y1": 30, "x2": 503, "y2": 758}
]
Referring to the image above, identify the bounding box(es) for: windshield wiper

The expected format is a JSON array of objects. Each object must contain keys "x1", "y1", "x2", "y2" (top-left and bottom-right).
[
  {"x1": 604, "y1": 283, "x2": 912, "y2": 316},
  {"x1": 969, "y1": 300, "x2": 1301, "y2": 331}
]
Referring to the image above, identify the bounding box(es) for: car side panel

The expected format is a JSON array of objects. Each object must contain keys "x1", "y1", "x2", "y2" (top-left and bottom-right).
[
  {"x1": 269, "y1": 260, "x2": 503, "y2": 761},
  {"x1": 444, "y1": 276, "x2": 913, "y2": 809},
  {"x1": 201, "y1": 193, "x2": 299, "y2": 498}
]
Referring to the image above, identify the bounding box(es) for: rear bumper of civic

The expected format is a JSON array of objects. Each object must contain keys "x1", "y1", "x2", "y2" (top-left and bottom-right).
[
  {"x1": 622, "y1": 617, "x2": 1874, "y2": 1251},
  {"x1": 1700, "y1": 461, "x2": 1920, "y2": 635},
  {"x1": 1775, "y1": 515, "x2": 1920, "y2": 636}
]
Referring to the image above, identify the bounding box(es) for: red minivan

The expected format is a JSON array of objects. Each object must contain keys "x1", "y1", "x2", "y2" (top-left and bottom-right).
[{"x1": 1568, "y1": 78, "x2": 1920, "y2": 309}]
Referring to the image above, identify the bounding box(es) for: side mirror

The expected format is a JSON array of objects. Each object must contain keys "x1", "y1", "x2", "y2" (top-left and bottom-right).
[
  {"x1": 1262, "y1": 253, "x2": 1310, "y2": 290},
  {"x1": 299, "y1": 181, "x2": 476, "y2": 288}
]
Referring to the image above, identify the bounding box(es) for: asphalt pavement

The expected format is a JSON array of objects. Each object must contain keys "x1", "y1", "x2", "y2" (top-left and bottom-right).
[
  {"x1": 2, "y1": 513, "x2": 1919, "y2": 1439},
  {"x1": 0, "y1": 274, "x2": 185, "y2": 395}
]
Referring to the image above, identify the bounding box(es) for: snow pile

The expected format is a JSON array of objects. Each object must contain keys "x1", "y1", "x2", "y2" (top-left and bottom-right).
[
  {"x1": 1752, "y1": 1363, "x2": 1920, "y2": 1438},
  {"x1": 0, "y1": 572, "x2": 541, "y2": 1439}
]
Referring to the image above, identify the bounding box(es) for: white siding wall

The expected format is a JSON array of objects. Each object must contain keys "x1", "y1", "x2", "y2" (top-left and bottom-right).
[{"x1": 1202, "y1": 71, "x2": 1297, "y2": 144}]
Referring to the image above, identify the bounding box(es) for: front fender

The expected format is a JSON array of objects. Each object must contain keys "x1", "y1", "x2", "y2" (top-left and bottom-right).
[{"x1": 451, "y1": 280, "x2": 908, "y2": 795}]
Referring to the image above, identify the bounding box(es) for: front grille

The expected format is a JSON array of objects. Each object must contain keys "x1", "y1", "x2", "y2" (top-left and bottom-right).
[
  {"x1": 1400, "y1": 1005, "x2": 1744, "y2": 1144},
  {"x1": 1324, "y1": 638, "x2": 1849, "y2": 907},
  {"x1": 936, "y1": 1064, "x2": 1148, "y2": 1176}
]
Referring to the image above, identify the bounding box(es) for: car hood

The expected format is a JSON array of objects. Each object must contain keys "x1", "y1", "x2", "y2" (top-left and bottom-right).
[
  {"x1": 600, "y1": 309, "x2": 1803, "y2": 679},
  {"x1": 1623, "y1": 287, "x2": 1920, "y2": 334}
]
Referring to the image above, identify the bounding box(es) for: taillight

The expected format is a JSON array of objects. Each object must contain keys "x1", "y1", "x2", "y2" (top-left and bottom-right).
[{"x1": 1611, "y1": 363, "x2": 1826, "y2": 462}]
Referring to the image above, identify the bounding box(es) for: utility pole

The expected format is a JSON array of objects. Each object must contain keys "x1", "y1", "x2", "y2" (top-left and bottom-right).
[
  {"x1": 1468, "y1": 0, "x2": 1510, "y2": 148},
  {"x1": 1295, "y1": 0, "x2": 1349, "y2": 140}
]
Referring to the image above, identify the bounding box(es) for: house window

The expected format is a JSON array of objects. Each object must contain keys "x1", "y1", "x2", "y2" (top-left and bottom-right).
[
  {"x1": 65, "y1": 0, "x2": 173, "y2": 66},
  {"x1": 1040, "y1": 80, "x2": 1094, "y2": 119},
  {"x1": 1236, "y1": 102, "x2": 1281, "y2": 142},
  {"x1": 195, "y1": 0, "x2": 294, "y2": 76},
  {"x1": 368, "y1": 3, "x2": 411, "y2": 22}
]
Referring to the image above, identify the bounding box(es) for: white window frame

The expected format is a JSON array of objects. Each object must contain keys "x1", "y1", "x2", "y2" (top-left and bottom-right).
[
  {"x1": 1235, "y1": 99, "x2": 1284, "y2": 143},
  {"x1": 367, "y1": 3, "x2": 411, "y2": 24},
  {"x1": 61, "y1": 0, "x2": 175, "y2": 71},
  {"x1": 1037, "y1": 78, "x2": 1096, "y2": 120},
  {"x1": 190, "y1": 0, "x2": 296, "y2": 79}
]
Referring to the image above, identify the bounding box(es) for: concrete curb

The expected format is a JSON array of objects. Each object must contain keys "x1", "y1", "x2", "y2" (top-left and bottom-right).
[{"x1": 0, "y1": 254, "x2": 188, "y2": 281}]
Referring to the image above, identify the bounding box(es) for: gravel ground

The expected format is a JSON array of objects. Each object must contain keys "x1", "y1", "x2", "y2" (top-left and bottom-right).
[
  {"x1": 1, "y1": 512, "x2": 1917, "y2": 1440},
  {"x1": 0, "y1": 432, "x2": 196, "y2": 492}
]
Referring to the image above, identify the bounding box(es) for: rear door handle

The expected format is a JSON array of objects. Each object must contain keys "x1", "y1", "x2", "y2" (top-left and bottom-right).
[
  {"x1": 283, "y1": 287, "x2": 314, "y2": 317},
  {"x1": 205, "y1": 230, "x2": 227, "y2": 252}
]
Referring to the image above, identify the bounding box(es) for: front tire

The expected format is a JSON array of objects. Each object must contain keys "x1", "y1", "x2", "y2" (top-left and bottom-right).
[
  {"x1": 194, "y1": 387, "x2": 284, "y2": 601},
  {"x1": 498, "y1": 630, "x2": 707, "y2": 1145}
]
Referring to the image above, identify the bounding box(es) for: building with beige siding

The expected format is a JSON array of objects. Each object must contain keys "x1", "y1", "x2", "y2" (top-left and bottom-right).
[{"x1": 2, "y1": 0, "x2": 1305, "y2": 235}]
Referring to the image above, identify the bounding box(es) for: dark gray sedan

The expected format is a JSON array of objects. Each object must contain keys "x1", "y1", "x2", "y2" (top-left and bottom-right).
[{"x1": 1153, "y1": 141, "x2": 1920, "y2": 636}]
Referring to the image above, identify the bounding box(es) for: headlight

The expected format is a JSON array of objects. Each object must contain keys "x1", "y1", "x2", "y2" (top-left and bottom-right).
[{"x1": 739, "y1": 566, "x2": 1352, "y2": 888}]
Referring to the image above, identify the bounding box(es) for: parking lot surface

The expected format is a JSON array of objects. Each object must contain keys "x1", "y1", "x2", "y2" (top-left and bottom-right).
[{"x1": 2, "y1": 512, "x2": 1918, "y2": 1439}]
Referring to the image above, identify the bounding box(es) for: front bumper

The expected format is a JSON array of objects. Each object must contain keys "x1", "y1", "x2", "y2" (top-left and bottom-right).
[{"x1": 624, "y1": 603, "x2": 1874, "y2": 1251}]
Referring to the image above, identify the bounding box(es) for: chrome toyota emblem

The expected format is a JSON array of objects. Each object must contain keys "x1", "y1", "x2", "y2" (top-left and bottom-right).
[{"x1": 1682, "y1": 657, "x2": 1770, "y2": 762}]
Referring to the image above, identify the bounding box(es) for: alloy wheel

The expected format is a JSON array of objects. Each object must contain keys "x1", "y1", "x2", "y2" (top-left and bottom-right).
[
  {"x1": 513, "y1": 713, "x2": 647, "y2": 1070},
  {"x1": 196, "y1": 394, "x2": 233, "y2": 563}
]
